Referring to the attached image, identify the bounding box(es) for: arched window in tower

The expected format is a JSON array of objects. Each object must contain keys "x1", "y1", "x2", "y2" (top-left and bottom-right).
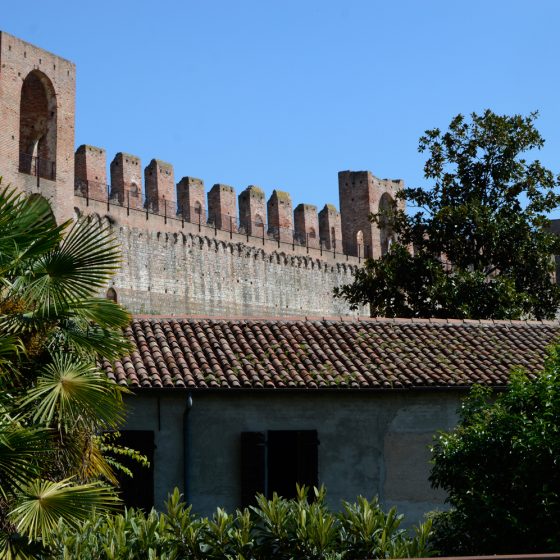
[
  {"x1": 379, "y1": 192, "x2": 396, "y2": 256},
  {"x1": 106, "y1": 287, "x2": 118, "y2": 303},
  {"x1": 308, "y1": 227, "x2": 316, "y2": 239},
  {"x1": 356, "y1": 230, "x2": 364, "y2": 257},
  {"x1": 18, "y1": 70, "x2": 57, "y2": 181},
  {"x1": 255, "y1": 213, "x2": 264, "y2": 229},
  {"x1": 331, "y1": 226, "x2": 336, "y2": 250},
  {"x1": 194, "y1": 201, "x2": 202, "y2": 216}
]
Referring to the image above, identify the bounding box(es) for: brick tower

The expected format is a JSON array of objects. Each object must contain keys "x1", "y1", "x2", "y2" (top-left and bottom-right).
[
  {"x1": 0, "y1": 32, "x2": 76, "y2": 222},
  {"x1": 338, "y1": 171, "x2": 404, "y2": 259},
  {"x1": 294, "y1": 204, "x2": 319, "y2": 248},
  {"x1": 110, "y1": 153, "x2": 143, "y2": 209},
  {"x1": 145, "y1": 159, "x2": 175, "y2": 215},
  {"x1": 239, "y1": 185, "x2": 266, "y2": 236},
  {"x1": 208, "y1": 184, "x2": 237, "y2": 231},
  {"x1": 177, "y1": 176, "x2": 206, "y2": 223},
  {"x1": 267, "y1": 190, "x2": 293, "y2": 243},
  {"x1": 318, "y1": 204, "x2": 342, "y2": 251},
  {"x1": 74, "y1": 145, "x2": 107, "y2": 201}
]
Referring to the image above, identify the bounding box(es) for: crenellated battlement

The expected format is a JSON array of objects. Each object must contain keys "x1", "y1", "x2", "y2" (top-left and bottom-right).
[
  {"x1": 0, "y1": 31, "x2": 400, "y2": 318},
  {"x1": 73, "y1": 144, "x2": 404, "y2": 259}
]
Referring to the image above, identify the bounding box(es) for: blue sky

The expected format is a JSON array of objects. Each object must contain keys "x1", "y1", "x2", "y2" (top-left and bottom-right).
[{"x1": 4, "y1": 1, "x2": 560, "y2": 216}]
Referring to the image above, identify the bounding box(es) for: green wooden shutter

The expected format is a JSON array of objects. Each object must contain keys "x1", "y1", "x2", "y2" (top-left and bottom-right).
[
  {"x1": 296, "y1": 430, "x2": 319, "y2": 490},
  {"x1": 240, "y1": 431, "x2": 266, "y2": 507}
]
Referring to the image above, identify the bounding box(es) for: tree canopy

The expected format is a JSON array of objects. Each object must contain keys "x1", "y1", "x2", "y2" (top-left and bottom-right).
[
  {"x1": 429, "y1": 346, "x2": 560, "y2": 554},
  {"x1": 335, "y1": 110, "x2": 560, "y2": 320}
]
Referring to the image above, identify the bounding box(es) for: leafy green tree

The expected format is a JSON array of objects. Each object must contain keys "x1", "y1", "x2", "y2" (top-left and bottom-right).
[
  {"x1": 0, "y1": 185, "x2": 132, "y2": 558},
  {"x1": 429, "y1": 346, "x2": 560, "y2": 555},
  {"x1": 336, "y1": 110, "x2": 560, "y2": 319}
]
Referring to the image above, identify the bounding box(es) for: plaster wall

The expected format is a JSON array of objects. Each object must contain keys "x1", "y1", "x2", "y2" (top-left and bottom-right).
[{"x1": 123, "y1": 390, "x2": 462, "y2": 525}]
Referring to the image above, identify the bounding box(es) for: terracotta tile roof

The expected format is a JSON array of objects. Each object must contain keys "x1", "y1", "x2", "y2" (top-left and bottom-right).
[{"x1": 103, "y1": 317, "x2": 560, "y2": 390}]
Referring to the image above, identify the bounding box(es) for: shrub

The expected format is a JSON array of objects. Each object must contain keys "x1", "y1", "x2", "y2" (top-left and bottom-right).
[
  {"x1": 430, "y1": 347, "x2": 560, "y2": 554},
  {"x1": 48, "y1": 486, "x2": 433, "y2": 559}
]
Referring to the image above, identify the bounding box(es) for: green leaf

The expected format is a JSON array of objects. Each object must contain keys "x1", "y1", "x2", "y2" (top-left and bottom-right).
[
  {"x1": 0, "y1": 419, "x2": 49, "y2": 499},
  {"x1": 336, "y1": 110, "x2": 560, "y2": 320},
  {"x1": 20, "y1": 352, "x2": 125, "y2": 431},
  {"x1": 10, "y1": 478, "x2": 119, "y2": 542}
]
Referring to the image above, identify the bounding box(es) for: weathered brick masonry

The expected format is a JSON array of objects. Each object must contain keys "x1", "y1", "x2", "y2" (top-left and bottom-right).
[
  {"x1": 75, "y1": 145, "x2": 107, "y2": 200},
  {"x1": 0, "y1": 32, "x2": 75, "y2": 222},
  {"x1": 294, "y1": 203, "x2": 320, "y2": 249},
  {"x1": 177, "y1": 176, "x2": 205, "y2": 223},
  {"x1": 0, "y1": 32, "x2": 404, "y2": 318},
  {"x1": 239, "y1": 185, "x2": 266, "y2": 236},
  {"x1": 110, "y1": 153, "x2": 143, "y2": 209},
  {"x1": 339, "y1": 170, "x2": 404, "y2": 259},
  {"x1": 111, "y1": 224, "x2": 359, "y2": 317}
]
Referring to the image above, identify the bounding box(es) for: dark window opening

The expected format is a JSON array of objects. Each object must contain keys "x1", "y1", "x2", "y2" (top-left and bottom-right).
[
  {"x1": 379, "y1": 192, "x2": 396, "y2": 256},
  {"x1": 240, "y1": 430, "x2": 318, "y2": 507},
  {"x1": 112, "y1": 430, "x2": 155, "y2": 511},
  {"x1": 19, "y1": 70, "x2": 57, "y2": 181}
]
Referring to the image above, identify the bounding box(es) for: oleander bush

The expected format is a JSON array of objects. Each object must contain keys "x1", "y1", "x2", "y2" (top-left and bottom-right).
[{"x1": 47, "y1": 486, "x2": 433, "y2": 559}]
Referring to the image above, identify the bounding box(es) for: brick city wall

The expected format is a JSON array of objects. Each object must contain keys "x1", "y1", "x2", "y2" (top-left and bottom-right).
[
  {"x1": 112, "y1": 225, "x2": 362, "y2": 317},
  {"x1": 1, "y1": 31, "x2": 399, "y2": 319},
  {"x1": 78, "y1": 199, "x2": 365, "y2": 318}
]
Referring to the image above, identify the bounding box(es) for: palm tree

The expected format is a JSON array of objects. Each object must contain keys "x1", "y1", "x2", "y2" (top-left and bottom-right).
[{"x1": 0, "y1": 184, "x2": 132, "y2": 558}]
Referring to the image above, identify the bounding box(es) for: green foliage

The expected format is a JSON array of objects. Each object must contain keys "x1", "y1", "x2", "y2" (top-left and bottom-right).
[
  {"x1": 50, "y1": 508, "x2": 174, "y2": 560},
  {"x1": 0, "y1": 183, "x2": 135, "y2": 557},
  {"x1": 11, "y1": 479, "x2": 120, "y2": 542},
  {"x1": 48, "y1": 486, "x2": 434, "y2": 559},
  {"x1": 100, "y1": 432, "x2": 151, "y2": 479},
  {"x1": 338, "y1": 495, "x2": 432, "y2": 559},
  {"x1": 429, "y1": 345, "x2": 560, "y2": 554},
  {"x1": 252, "y1": 486, "x2": 340, "y2": 559},
  {"x1": 336, "y1": 110, "x2": 560, "y2": 319},
  {"x1": 21, "y1": 354, "x2": 124, "y2": 431}
]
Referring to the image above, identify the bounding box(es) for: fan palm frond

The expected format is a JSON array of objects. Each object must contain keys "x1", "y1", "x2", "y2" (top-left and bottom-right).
[
  {"x1": 13, "y1": 217, "x2": 121, "y2": 317},
  {"x1": 68, "y1": 297, "x2": 131, "y2": 330},
  {"x1": 53, "y1": 325, "x2": 132, "y2": 363},
  {"x1": 10, "y1": 478, "x2": 119, "y2": 542},
  {"x1": 0, "y1": 334, "x2": 24, "y2": 361},
  {"x1": 0, "y1": 531, "x2": 47, "y2": 560},
  {"x1": 20, "y1": 353, "x2": 125, "y2": 432},
  {"x1": 47, "y1": 298, "x2": 132, "y2": 360},
  {"x1": 0, "y1": 421, "x2": 50, "y2": 500},
  {"x1": 0, "y1": 185, "x2": 66, "y2": 278},
  {"x1": 0, "y1": 335, "x2": 25, "y2": 383}
]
